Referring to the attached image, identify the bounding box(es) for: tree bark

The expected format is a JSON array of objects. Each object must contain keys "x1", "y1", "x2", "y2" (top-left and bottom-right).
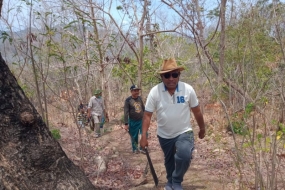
[
  {"x1": 0, "y1": 0, "x2": 2, "y2": 17},
  {"x1": 0, "y1": 53, "x2": 98, "y2": 189}
]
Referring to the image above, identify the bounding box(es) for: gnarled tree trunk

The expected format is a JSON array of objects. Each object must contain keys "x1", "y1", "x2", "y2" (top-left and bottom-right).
[{"x1": 0, "y1": 52, "x2": 98, "y2": 189}]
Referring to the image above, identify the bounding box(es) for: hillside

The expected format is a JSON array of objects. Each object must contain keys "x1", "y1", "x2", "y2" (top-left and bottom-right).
[{"x1": 54, "y1": 105, "x2": 242, "y2": 190}]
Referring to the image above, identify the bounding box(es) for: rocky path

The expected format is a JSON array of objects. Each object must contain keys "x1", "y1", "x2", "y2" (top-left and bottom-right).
[{"x1": 57, "y1": 119, "x2": 238, "y2": 190}]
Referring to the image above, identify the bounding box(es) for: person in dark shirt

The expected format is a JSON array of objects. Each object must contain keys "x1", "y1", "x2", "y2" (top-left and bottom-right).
[
  {"x1": 77, "y1": 109, "x2": 85, "y2": 128},
  {"x1": 124, "y1": 85, "x2": 145, "y2": 154},
  {"x1": 78, "y1": 101, "x2": 84, "y2": 112},
  {"x1": 78, "y1": 100, "x2": 88, "y2": 126}
]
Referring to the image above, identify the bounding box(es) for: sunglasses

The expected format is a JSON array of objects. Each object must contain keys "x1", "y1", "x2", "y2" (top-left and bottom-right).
[{"x1": 163, "y1": 72, "x2": 179, "y2": 79}]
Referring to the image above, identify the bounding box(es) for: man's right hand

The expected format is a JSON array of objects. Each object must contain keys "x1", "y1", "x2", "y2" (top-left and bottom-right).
[
  {"x1": 140, "y1": 111, "x2": 152, "y2": 149},
  {"x1": 140, "y1": 136, "x2": 148, "y2": 149},
  {"x1": 124, "y1": 125, "x2": 129, "y2": 132}
]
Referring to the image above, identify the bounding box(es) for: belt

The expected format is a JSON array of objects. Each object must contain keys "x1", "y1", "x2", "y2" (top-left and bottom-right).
[{"x1": 185, "y1": 130, "x2": 193, "y2": 134}]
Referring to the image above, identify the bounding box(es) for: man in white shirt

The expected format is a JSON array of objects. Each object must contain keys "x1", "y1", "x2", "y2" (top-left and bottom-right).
[
  {"x1": 87, "y1": 89, "x2": 105, "y2": 137},
  {"x1": 140, "y1": 58, "x2": 206, "y2": 190}
]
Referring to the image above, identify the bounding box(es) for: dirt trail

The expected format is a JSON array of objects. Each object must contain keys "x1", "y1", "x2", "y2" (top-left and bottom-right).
[{"x1": 57, "y1": 115, "x2": 238, "y2": 190}]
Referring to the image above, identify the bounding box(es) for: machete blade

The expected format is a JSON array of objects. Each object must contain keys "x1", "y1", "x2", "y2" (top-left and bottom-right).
[{"x1": 145, "y1": 147, "x2": 158, "y2": 187}]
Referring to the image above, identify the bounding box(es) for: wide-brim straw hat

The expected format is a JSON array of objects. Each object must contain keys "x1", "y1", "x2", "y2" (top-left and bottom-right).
[{"x1": 158, "y1": 58, "x2": 185, "y2": 74}]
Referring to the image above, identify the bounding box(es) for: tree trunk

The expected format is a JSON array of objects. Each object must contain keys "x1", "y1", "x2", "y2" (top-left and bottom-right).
[{"x1": 0, "y1": 53, "x2": 98, "y2": 189}]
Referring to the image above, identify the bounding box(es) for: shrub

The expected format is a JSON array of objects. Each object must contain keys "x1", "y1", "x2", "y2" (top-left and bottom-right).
[
  {"x1": 51, "y1": 129, "x2": 61, "y2": 140},
  {"x1": 230, "y1": 121, "x2": 247, "y2": 135}
]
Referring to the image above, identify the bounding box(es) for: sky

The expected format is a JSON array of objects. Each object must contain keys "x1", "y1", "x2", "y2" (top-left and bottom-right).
[
  {"x1": 1, "y1": 0, "x2": 135, "y2": 32},
  {"x1": 1, "y1": 0, "x2": 40, "y2": 32},
  {"x1": 0, "y1": 0, "x2": 206, "y2": 32}
]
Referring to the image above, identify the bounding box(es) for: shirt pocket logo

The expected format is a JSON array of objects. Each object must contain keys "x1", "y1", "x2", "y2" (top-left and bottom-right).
[{"x1": 176, "y1": 96, "x2": 185, "y2": 103}]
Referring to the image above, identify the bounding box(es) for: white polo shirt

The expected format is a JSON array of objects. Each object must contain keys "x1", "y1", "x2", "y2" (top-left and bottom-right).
[{"x1": 145, "y1": 81, "x2": 199, "y2": 139}]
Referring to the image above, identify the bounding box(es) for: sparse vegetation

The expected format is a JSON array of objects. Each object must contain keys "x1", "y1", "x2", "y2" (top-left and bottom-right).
[
  {"x1": 51, "y1": 129, "x2": 61, "y2": 140},
  {"x1": 1, "y1": 0, "x2": 285, "y2": 189}
]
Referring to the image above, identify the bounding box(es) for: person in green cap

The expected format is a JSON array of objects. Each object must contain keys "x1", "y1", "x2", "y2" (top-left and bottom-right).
[{"x1": 87, "y1": 89, "x2": 105, "y2": 137}]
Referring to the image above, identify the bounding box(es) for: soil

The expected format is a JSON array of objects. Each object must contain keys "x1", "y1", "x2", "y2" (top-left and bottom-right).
[{"x1": 54, "y1": 108, "x2": 242, "y2": 190}]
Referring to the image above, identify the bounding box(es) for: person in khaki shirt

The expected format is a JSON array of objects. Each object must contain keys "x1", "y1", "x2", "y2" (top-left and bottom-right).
[{"x1": 87, "y1": 89, "x2": 105, "y2": 137}]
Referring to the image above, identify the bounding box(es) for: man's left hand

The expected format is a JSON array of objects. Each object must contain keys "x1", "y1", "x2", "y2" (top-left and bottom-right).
[{"x1": 198, "y1": 128, "x2": 206, "y2": 139}]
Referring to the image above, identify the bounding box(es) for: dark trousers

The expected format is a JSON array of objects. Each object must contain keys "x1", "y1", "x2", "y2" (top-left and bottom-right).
[
  {"x1": 158, "y1": 131, "x2": 194, "y2": 185},
  {"x1": 129, "y1": 119, "x2": 142, "y2": 151}
]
